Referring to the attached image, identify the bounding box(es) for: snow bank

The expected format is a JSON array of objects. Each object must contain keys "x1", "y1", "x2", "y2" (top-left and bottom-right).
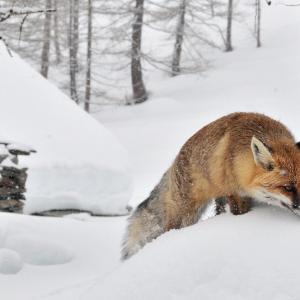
[
  {"x1": 0, "y1": 215, "x2": 74, "y2": 276},
  {"x1": 5, "y1": 235, "x2": 73, "y2": 266},
  {"x1": 0, "y1": 43, "x2": 132, "y2": 215},
  {"x1": 85, "y1": 204, "x2": 300, "y2": 300}
]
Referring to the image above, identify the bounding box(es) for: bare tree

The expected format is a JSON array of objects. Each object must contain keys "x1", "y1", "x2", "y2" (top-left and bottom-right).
[
  {"x1": 53, "y1": 0, "x2": 61, "y2": 64},
  {"x1": 171, "y1": 0, "x2": 186, "y2": 77},
  {"x1": 69, "y1": 0, "x2": 79, "y2": 103},
  {"x1": 131, "y1": 0, "x2": 148, "y2": 104},
  {"x1": 225, "y1": 0, "x2": 233, "y2": 52},
  {"x1": 209, "y1": 0, "x2": 215, "y2": 17},
  {"x1": 254, "y1": 0, "x2": 261, "y2": 47},
  {"x1": 85, "y1": 0, "x2": 92, "y2": 112},
  {"x1": 41, "y1": 0, "x2": 52, "y2": 78}
]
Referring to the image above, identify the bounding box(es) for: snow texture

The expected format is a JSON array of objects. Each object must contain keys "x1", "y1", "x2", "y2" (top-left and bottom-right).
[
  {"x1": 0, "y1": 44, "x2": 132, "y2": 215},
  {"x1": 0, "y1": 217, "x2": 73, "y2": 276},
  {"x1": 7, "y1": 143, "x2": 36, "y2": 154},
  {"x1": 5, "y1": 235, "x2": 73, "y2": 266},
  {"x1": 85, "y1": 205, "x2": 300, "y2": 300},
  {"x1": 0, "y1": 249, "x2": 23, "y2": 275},
  {"x1": 1, "y1": 2, "x2": 300, "y2": 300}
]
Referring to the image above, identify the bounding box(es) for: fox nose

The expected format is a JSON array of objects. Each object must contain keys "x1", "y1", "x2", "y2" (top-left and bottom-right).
[{"x1": 292, "y1": 204, "x2": 299, "y2": 210}]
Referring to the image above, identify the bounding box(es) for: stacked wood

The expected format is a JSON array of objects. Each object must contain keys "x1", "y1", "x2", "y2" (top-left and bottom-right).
[{"x1": 0, "y1": 141, "x2": 36, "y2": 213}]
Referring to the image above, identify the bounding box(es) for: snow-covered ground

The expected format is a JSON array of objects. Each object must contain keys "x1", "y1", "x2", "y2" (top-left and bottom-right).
[
  {"x1": 2, "y1": 2, "x2": 300, "y2": 300},
  {"x1": 0, "y1": 45, "x2": 132, "y2": 215}
]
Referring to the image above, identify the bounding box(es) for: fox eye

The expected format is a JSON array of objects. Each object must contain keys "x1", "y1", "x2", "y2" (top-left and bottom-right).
[{"x1": 283, "y1": 185, "x2": 295, "y2": 192}]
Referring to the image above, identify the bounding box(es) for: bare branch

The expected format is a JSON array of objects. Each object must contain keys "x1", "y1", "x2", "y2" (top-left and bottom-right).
[
  {"x1": 0, "y1": 8, "x2": 56, "y2": 23},
  {"x1": 0, "y1": 37, "x2": 13, "y2": 57}
]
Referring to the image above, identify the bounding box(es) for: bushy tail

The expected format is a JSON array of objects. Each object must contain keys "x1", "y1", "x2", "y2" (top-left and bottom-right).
[{"x1": 121, "y1": 173, "x2": 168, "y2": 260}]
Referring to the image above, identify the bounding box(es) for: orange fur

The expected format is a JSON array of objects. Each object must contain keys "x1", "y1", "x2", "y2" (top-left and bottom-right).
[
  {"x1": 163, "y1": 112, "x2": 300, "y2": 229},
  {"x1": 122, "y1": 112, "x2": 300, "y2": 259}
]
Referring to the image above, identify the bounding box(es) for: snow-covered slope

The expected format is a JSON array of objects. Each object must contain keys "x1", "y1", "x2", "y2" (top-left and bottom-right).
[
  {"x1": 0, "y1": 44, "x2": 132, "y2": 215},
  {"x1": 85, "y1": 204, "x2": 300, "y2": 300}
]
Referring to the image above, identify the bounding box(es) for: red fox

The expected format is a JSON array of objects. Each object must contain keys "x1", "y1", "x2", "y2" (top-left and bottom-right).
[{"x1": 122, "y1": 112, "x2": 300, "y2": 259}]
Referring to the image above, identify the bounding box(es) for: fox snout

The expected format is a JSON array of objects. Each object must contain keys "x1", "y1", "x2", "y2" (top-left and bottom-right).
[{"x1": 283, "y1": 185, "x2": 300, "y2": 210}]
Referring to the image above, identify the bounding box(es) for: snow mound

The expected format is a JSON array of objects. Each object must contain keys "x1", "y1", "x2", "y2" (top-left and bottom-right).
[
  {"x1": 0, "y1": 249, "x2": 23, "y2": 275},
  {"x1": 0, "y1": 43, "x2": 132, "y2": 215},
  {"x1": 85, "y1": 205, "x2": 300, "y2": 300},
  {"x1": 5, "y1": 235, "x2": 73, "y2": 266}
]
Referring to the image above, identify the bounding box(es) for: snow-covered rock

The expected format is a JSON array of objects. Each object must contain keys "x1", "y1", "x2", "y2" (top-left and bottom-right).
[{"x1": 0, "y1": 43, "x2": 132, "y2": 215}]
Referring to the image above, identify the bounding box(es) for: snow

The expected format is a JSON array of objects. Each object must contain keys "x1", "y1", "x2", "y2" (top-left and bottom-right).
[
  {"x1": 1, "y1": 2, "x2": 300, "y2": 300},
  {"x1": 85, "y1": 204, "x2": 300, "y2": 300},
  {"x1": 0, "y1": 249, "x2": 23, "y2": 275},
  {"x1": 1, "y1": 157, "x2": 20, "y2": 169},
  {"x1": 7, "y1": 142, "x2": 36, "y2": 154},
  {"x1": 0, "y1": 144, "x2": 9, "y2": 157},
  {"x1": 0, "y1": 44, "x2": 132, "y2": 215},
  {"x1": 5, "y1": 235, "x2": 73, "y2": 266}
]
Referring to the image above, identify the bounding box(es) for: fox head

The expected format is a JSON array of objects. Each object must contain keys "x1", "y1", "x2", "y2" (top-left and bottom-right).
[{"x1": 248, "y1": 136, "x2": 300, "y2": 213}]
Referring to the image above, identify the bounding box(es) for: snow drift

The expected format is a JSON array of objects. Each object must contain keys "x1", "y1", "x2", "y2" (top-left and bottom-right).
[
  {"x1": 85, "y1": 204, "x2": 300, "y2": 300},
  {"x1": 0, "y1": 43, "x2": 132, "y2": 215}
]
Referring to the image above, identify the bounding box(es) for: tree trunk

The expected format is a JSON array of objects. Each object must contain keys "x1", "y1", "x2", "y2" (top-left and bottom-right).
[
  {"x1": 131, "y1": 0, "x2": 147, "y2": 104},
  {"x1": 225, "y1": 0, "x2": 233, "y2": 52},
  {"x1": 40, "y1": 0, "x2": 52, "y2": 78},
  {"x1": 210, "y1": 0, "x2": 215, "y2": 17},
  {"x1": 53, "y1": 0, "x2": 61, "y2": 64},
  {"x1": 69, "y1": 0, "x2": 79, "y2": 103},
  {"x1": 73, "y1": 0, "x2": 79, "y2": 72},
  {"x1": 255, "y1": 0, "x2": 261, "y2": 48},
  {"x1": 85, "y1": 0, "x2": 92, "y2": 113},
  {"x1": 171, "y1": 0, "x2": 186, "y2": 77}
]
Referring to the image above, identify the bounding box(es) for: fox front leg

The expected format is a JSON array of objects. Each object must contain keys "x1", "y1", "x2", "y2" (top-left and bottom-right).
[
  {"x1": 215, "y1": 197, "x2": 227, "y2": 215},
  {"x1": 228, "y1": 195, "x2": 252, "y2": 215}
]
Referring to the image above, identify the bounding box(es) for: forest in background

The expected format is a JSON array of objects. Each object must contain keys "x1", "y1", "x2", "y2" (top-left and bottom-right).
[{"x1": 0, "y1": 0, "x2": 266, "y2": 111}]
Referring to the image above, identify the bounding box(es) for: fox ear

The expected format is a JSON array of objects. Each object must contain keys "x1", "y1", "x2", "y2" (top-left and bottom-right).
[
  {"x1": 296, "y1": 142, "x2": 300, "y2": 149},
  {"x1": 251, "y1": 136, "x2": 274, "y2": 171}
]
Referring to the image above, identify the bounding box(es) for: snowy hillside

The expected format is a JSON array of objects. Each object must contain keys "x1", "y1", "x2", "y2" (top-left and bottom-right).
[
  {"x1": 0, "y1": 44, "x2": 132, "y2": 215},
  {"x1": 2, "y1": 2, "x2": 300, "y2": 300},
  {"x1": 85, "y1": 204, "x2": 300, "y2": 300}
]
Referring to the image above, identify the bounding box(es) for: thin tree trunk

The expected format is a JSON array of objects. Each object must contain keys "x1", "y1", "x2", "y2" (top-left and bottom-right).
[
  {"x1": 171, "y1": 0, "x2": 186, "y2": 77},
  {"x1": 40, "y1": 0, "x2": 52, "y2": 78},
  {"x1": 53, "y1": 0, "x2": 61, "y2": 64},
  {"x1": 210, "y1": 0, "x2": 215, "y2": 17},
  {"x1": 85, "y1": 0, "x2": 92, "y2": 112},
  {"x1": 131, "y1": 0, "x2": 147, "y2": 104},
  {"x1": 69, "y1": 0, "x2": 79, "y2": 103},
  {"x1": 255, "y1": 0, "x2": 261, "y2": 47},
  {"x1": 73, "y1": 0, "x2": 79, "y2": 72},
  {"x1": 225, "y1": 0, "x2": 233, "y2": 52}
]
